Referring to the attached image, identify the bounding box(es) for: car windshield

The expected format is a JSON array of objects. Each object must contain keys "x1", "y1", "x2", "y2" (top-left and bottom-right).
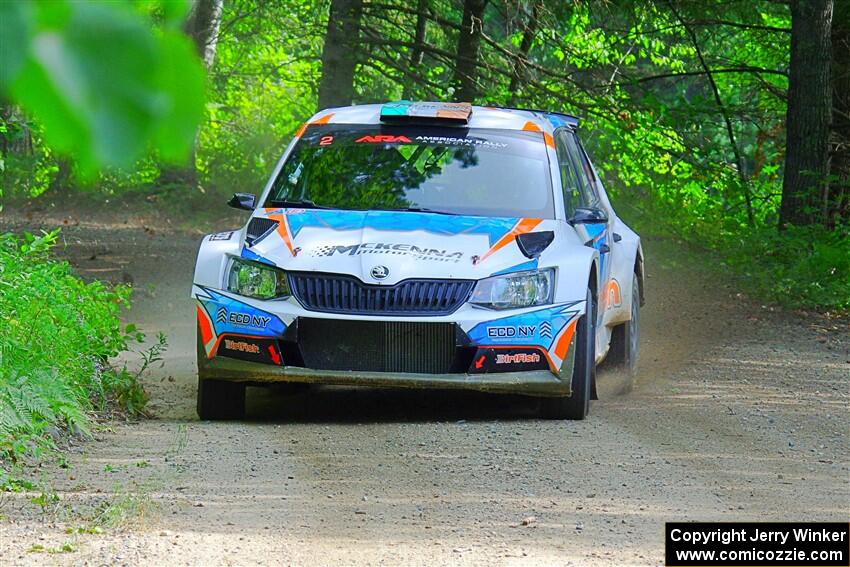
[{"x1": 265, "y1": 125, "x2": 554, "y2": 218}]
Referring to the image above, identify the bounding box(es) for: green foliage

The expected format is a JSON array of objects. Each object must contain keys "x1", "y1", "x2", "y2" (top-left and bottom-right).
[
  {"x1": 0, "y1": 0, "x2": 205, "y2": 177},
  {"x1": 197, "y1": 0, "x2": 322, "y2": 191},
  {"x1": 0, "y1": 231, "x2": 146, "y2": 477},
  {"x1": 0, "y1": 0, "x2": 845, "y2": 312},
  {"x1": 722, "y1": 225, "x2": 850, "y2": 311}
]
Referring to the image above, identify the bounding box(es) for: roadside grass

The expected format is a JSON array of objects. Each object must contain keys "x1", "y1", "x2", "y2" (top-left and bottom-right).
[
  {"x1": 0, "y1": 230, "x2": 156, "y2": 492},
  {"x1": 93, "y1": 490, "x2": 156, "y2": 529},
  {"x1": 21, "y1": 484, "x2": 158, "y2": 556},
  {"x1": 29, "y1": 542, "x2": 77, "y2": 555}
]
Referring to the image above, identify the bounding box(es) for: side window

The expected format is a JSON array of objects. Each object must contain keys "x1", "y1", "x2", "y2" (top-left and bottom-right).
[
  {"x1": 564, "y1": 133, "x2": 598, "y2": 207},
  {"x1": 573, "y1": 135, "x2": 596, "y2": 185},
  {"x1": 555, "y1": 132, "x2": 583, "y2": 216}
]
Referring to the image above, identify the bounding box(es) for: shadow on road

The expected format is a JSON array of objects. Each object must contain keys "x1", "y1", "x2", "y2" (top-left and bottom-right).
[
  {"x1": 242, "y1": 367, "x2": 634, "y2": 424},
  {"x1": 245, "y1": 385, "x2": 542, "y2": 423}
]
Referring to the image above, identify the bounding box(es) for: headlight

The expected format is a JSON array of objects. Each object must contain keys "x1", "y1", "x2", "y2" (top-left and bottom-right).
[
  {"x1": 470, "y1": 268, "x2": 554, "y2": 310},
  {"x1": 227, "y1": 259, "x2": 289, "y2": 299}
]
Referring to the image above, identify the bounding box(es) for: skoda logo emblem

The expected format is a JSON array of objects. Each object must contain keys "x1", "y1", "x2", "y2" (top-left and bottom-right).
[{"x1": 370, "y1": 265, "x2": 389, "y2": 280}]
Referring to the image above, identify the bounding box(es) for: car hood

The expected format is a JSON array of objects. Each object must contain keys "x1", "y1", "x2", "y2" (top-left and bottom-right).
[{"x1": 241, "y1": 208, "x2": 561, "y2": 284}]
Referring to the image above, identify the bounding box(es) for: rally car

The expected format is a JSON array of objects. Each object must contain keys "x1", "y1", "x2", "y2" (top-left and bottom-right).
[{"x1": 192, "y1": 101, "x2": 644, "y2": 420}]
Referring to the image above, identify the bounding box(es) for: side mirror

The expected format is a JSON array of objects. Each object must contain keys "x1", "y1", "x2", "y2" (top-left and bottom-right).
[
  {"x1": 570, "y1": 207, "x2": 608, "y2": 225},
  {"x1": 228, "y1": 193, "x2": 256, "y2": 211}
]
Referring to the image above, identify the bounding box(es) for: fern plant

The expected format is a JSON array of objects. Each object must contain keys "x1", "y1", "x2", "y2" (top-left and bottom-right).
[{"x1": 0, "y1": 230, "x2": 145, "y2": 476}]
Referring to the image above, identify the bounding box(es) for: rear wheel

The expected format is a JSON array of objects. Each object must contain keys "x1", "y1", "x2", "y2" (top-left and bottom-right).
[
  {"x1": 606, "y1": 272, "x2": 640, "y2": 374},
  {"x1": 540, "y1": 287, "x2": 595, "y2": 420},
  {"x1": 197, "y1": 378, "x2": 246, "y2": 420}
]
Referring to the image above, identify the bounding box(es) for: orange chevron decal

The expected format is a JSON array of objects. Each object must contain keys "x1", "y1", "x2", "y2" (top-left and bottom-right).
[
  {"x1": 264, "y1": 212, "x2": 295, "y2": 255},
  {"x1": 478, "y1": 218, "x2": 543, "y2": 263},
  {"x1": 553, "y1": 319, "x2": 578, "y2": 361},
  {"x1": 522, "y1": 121, "x2": 556, "y2": 148},
  {"x1": 311, "y1": 113, "x2": 334, "y2": 125},
  {"x1": 294, "y1": 113, "x2": 335, "y2": 139}
]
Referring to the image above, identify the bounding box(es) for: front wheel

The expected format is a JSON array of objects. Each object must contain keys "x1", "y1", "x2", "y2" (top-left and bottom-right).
[
  {"x1": 197, "y1": 378, "x2": 246, "y2": 420},
  {"x1": 540, "y1": 287, "x2": 595, "y2": 420}
]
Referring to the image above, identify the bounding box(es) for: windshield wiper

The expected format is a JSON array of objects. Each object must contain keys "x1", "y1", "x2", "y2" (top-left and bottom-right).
[
  {"x1": 266, "y1": 198, "x2": 330, "y2": 209},
  {"x1": 393, "y1": 206, "x2": 457, "y2": 216}
]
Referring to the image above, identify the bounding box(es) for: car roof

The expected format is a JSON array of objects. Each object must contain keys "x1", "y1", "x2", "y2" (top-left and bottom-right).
[{"x1": 304, "y1": 102, "x2": 579, "y2": 135}]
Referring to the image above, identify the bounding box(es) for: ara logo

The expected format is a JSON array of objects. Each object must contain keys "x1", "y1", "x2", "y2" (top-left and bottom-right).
[
  {"x1": 539, "y1": 321, "x2": 552, "y2": 339},
  {"x1": 487, "y1": 325, "x2": 536, "y2": 338},
  {"x1": 216, "y1": 307, "x2": 227, "y2": 324},
  {"x1": 355, "y1": 135, "x2": 412, "y2": 144}
]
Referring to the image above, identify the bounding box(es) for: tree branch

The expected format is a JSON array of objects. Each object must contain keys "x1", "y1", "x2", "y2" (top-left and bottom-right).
[{"x1": 669, "y1": 2, "x2": 755, "y2": 226}]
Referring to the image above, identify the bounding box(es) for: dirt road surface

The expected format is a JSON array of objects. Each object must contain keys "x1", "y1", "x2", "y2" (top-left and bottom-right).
[{"x1": 0, "y1": 213, "x2": 847, "y2": 566}]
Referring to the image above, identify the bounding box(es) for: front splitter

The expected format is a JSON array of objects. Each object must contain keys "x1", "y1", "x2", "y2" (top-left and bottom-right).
[{"x1": 200, "y1": 355, "x2": 573, "y2": 397}]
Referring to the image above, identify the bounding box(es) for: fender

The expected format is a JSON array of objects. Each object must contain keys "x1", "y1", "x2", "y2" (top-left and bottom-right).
[
  {"x1": 545, "y1": 222, "x2": 598, "y2": 314},
  {"x1": 603, "y1": 217, "x2": 642, "y2": 327},
  {"x1": 192, "y1": 231, "x2": 244, "y2": 294}
]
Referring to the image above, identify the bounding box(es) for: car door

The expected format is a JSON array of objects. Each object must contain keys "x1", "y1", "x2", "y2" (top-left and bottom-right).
[{"x1": 555, "y1": 130, "x2": 612, "y2": 285}]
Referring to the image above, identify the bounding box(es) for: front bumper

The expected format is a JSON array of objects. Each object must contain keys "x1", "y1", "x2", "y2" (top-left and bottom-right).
[
  {"x1": 199, "y1": 354, "x2": 574, "y2": 397},
  {"x1": 194, "y1": 285, "x2": 583, "y2": 396}
]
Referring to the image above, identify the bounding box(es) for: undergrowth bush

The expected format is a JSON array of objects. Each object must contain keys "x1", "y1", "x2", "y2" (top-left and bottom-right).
[
  {"x1": 0, "y1": 230, "x2": 146, "y2": 484},
  {"x1": 720, "y1": 224, "x2": 850, "y2": 312},
  {"x1": 619, "y1": 192, "x2": 850, "y2": 313}
]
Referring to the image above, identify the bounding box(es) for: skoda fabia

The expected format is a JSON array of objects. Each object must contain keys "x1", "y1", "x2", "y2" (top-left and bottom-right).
[{"x1": 192, "y1": 101, "x2": 644, "y2": 420}]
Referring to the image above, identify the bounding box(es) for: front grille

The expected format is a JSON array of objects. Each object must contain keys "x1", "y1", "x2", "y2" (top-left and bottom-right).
[
  {"x1": 288, "y1": 272, "x2": 473, "y2": 316},
  {"x1": 296, "y1": 318, "x2": 459, "y2": 373}
]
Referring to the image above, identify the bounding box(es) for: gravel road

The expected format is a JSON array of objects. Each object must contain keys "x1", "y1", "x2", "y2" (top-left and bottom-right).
[{"x1": 0, "y1": 214, "x2": 847, "y2": 566}]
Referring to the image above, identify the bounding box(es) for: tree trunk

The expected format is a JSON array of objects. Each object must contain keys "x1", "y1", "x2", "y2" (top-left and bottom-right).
[
  {"x1": 828, "y1": 0, "x2": 849, "y2": 226},
  {"x1": 402, "y1": 0, "x2": 429, "y2": 100},
  {"x1": 186, "y1": 0, "x2": 224, "y2": 67},
  {"x1": 779, "y1": 0, "x2": 833, "y2": 227},
  {"x1": 507, "y1": 1, "x2": 541, "y2": 106},
  {"x1": 160, "y1": 0, "x2": 223, "y2": 188},
  {"x1": 452, "y1": 0, "x2": 487, "y2": 103},
  {"x1": 317, "y1": 0, "x2": 363, "y2": 110}
]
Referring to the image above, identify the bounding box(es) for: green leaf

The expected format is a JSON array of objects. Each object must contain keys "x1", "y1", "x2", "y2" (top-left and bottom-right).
[
  {"x1": 151, "y1": 31, "x2": 206, "y2": 161},
  {"x1": 0, "y1": 1, "x2": 31, "y2": 86},
  {"x1": 158, "y1": 0, "x2": 191, "y2": 29},
  {"x1": 3, "y1": 0, "x2": 204, "y2": 175}
]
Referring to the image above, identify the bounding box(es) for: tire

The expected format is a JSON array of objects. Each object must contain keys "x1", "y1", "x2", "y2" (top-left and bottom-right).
[
  {"x1": 540, "y1": 287, "x2": 595, "y2": 420},
  {"x1": 197, "y1": 378, "x2": 246, "y2": 420},
  {"x1": 606, "y1": 272, "x2": 640, "y2": 374},
  {"x1": 196, "y1": 328, "x2": 246, "y2": 420}
]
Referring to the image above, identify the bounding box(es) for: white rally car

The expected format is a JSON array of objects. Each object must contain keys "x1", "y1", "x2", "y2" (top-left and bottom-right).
[{"x1": 192, "y1": 102, "x2": 644, "y2": 420}]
